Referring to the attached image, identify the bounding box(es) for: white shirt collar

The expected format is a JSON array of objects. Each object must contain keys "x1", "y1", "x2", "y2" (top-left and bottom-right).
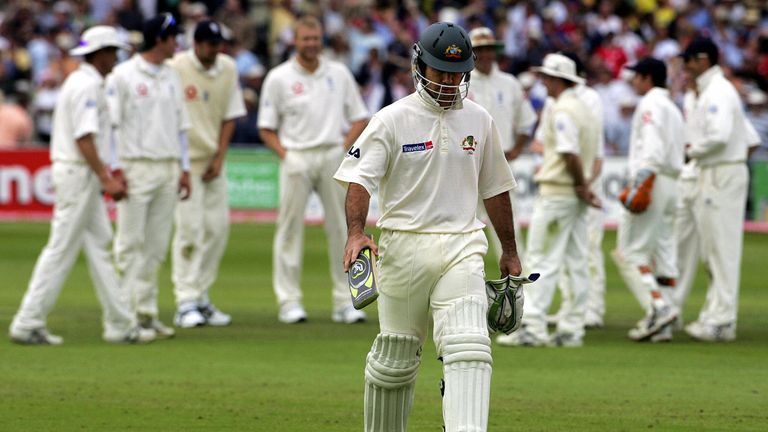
[
  {"x1": 135, "y1": 53, "x2": 166, "y2": 76},
  {"x1": 290, "y1": 55, "x2": 326, "y2": 76},
  {"x1": 189, "y1": 50, "x2": 222, "y2": 76},
  {"x1": 696, "y1": 65, "x2": 722, "y2": 93},
  {"x1": 80, "y1": 62, "x2": 103, "y2": 83}
]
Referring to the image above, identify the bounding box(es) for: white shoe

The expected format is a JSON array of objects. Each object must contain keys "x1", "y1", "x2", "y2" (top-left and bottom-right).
[
  {"x1": 547, "y1": 332, "x2": 583, "y2": 347},
  {"x1": 198, "y1": 304, "x2": 232, "y2": 326},
  {"x1": 628, "y1": 304, "x2": 678, "y2": 342},
  {"x1": 139, "y1": 315, "x2": 175, "y2": 339},
  {"x1": 10, "y1": 328, "x2": 63, "y2": 345},
  {"x1": 278, "y1": 303, "x2": 307, "y2": 324},
  {"x1": 584, "y1": 312, "x2": 604, "y2": 329},
  {"x1": 105, "y1": 326, "x2": 156, "y2": 344},
  {"x1": 650, "y1": 325, "x2": 673, "y2": 343},
  {"x1": 174, "y1": 307, "x2": 206, "y2": 328},
  {"x1": 685, "y1": 321, "x2": 735, "y2": 342},
  {"x1": 332, "y1": 306, "x2": 366, "y2": 324},
  {"x1": 496, "y1": 327, "x2": 547, "y2": 347}
]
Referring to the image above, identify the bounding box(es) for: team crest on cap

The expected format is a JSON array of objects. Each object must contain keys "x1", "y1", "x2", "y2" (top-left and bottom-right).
[
  {"x1": 461, "y1": 135, "x2": 477, "y2": 154},
  {"x1": 445, "y1": 44, "x2": 462, "y2": 59}
]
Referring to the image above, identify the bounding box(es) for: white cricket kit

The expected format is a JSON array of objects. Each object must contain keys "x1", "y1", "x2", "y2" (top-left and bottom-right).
[
  {"x1": 169, "y1": 51, "x2": 246, "y2": 308},
  {"x1": 470, "y1": 64, "x2": 536, "y2": 260},
  {"x1": 259, "y1": 56, "x2": 369, "y2": 311},
  {"x1": 335, "y1": 93, "x2": 515, "y2": 432},
  {"x1": 685, "y1": 66, "x2": 753, "y2": 329},
  {"x1": 10, "y1": 63, "x2": 136, "y2": 340},
  {"x1": 615, "y1": 87, "x2": 685, "y2": 313},
  {"x1": 557, "y1": 84, "x2": 607, "y2": 325},
  {"x1": 107, "y1": 54, "x2": 190, "y2": 319},
  {"x1": 523, "y1": 87, "x2": 599, "y2": 342}
]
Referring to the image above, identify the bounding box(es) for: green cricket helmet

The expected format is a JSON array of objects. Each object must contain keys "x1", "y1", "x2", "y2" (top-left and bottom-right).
[{"x1": 412, "y1": 22, "x2": 475, "y2": 107}]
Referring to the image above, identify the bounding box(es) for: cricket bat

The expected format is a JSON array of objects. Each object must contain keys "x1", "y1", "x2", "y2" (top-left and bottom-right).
[{"x1": 348, "y1": 235, "x2": 379, "y2": 310}]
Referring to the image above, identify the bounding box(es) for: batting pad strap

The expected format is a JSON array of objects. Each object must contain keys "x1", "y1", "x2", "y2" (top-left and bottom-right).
[
  {"x1": 365, "y1": 333, "x2": 421, "y2": 389},
  {"x1": 440, "y1": 334, "x2": 492, "y2": 365}
]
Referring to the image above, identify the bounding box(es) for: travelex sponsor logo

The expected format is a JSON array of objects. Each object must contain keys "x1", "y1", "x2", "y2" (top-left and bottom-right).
[{"x1": 402, "y1": 141, "x2": 434, "y2": 153}]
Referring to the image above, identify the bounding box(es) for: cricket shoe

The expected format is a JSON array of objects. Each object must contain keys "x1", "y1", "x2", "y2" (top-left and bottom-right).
[
  {"x1": 547, "y1": 332, "x2": 583, "y2": 348},
  {"x1": 685, "y1": 321, "x2": 735, "y2": 342},
  {"x1": 584, "y1": 312, "x2": 604, "y2": 329},
  {"x1": 199, "y1": 304, "x2": 232, "y2": 326},
  {"x1": 332, "y1": 306, "x2": 366, "y2": 324},
  {"x1": 650, "y1": 325, "x2": 673, "y2": 343},
  {"x1": 627, "y1": 304, "x2": 678, "y2": 342},
  {"x1": 104, "y1": 326, "x2": 156, "y2": 344},
  {"x1": 278, "y1": 303, "x2": 307, "y2": 324},
  {"x1": 10, "y1": 328, "x2": 63, "y2": 345},
  {"x1": 496, "y1": 327, "x2": 547, "y2": 347},
  {"x1": 174, "y1": 306, "x2": 206, "y2": 328},
  {"x1": 139, "y1": 315, "x2": 176, "y2": 339}
]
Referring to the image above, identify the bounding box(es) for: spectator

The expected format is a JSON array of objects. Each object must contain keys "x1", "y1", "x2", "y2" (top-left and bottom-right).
[{"x1": 0, "y1": 90, "x2": 34, "y2": 148}]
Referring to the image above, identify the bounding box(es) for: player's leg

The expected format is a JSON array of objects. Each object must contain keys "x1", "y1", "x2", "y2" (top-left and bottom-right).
[
  {"x1": 316, "y1": 146, "x2": 363, "y2": 322},
  {"x1": 364, "y1": 230, "x2": 435, "y2": 431},
  {"x1": 10, "y1": 163, "x2": 90, "y2": 344},
  {"x1": 431, "y1": 230, "x2": 492, "y2": 431},
  {"x1": 673, "y1": 176, "x2": 700, "y2": 312},
  {"x1": 501, "y1": 196, "x2": 575, "y2": 345},
  {"x1": 691, "y1": 165, "x2": 747, "y2": 341},
  {"x1": 554, "y1": 204, "x2": 589, "y2": 346},
  {"x1": 273, "y1": 149, "x2": 312, "y2": 322},
  {"x1": 196, "y1": 172, "x2": 231, "y2": 325},
  {"x1": 585, "y1": 205, "x2": 606, "y2": 327},
  {"x1": 81, "y1": 183, "x2": 146, "y2": 342},
  {"x1": 172, "y1": 166, "x2": 206, "y2": 327}
]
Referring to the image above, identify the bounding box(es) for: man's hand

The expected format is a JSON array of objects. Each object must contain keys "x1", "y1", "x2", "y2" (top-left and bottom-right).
[
  {"x1": 110, "y1": 168, "x2": 129, "y2": 195},
  {"x1": 505, "y1": 146, "x2": 522, "y2": 161},
  {"x1": 498, "y1": 250, "x2": 522, "y2": 279},
  {"x1": 178, "y1": 171, "x2": 191, "y2": 200},
  {"x1": 343, "y1": 231, "x2": 378, "y2": 273},
  {"x1": 101, "y1": 175, "x2": 127, "y2": 201},
  {"x1": 575, "y1": 184, "x2": 602, "y2": 208},
  {"x1": 202, "y1": 156, "x2": 224, "y2": 182}
]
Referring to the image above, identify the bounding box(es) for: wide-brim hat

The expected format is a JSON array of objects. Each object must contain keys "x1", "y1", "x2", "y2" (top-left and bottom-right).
[
  {"x1": 70, "y1": 26, "x2": 130, "y2": 56},
  {"x1": 532, "y1": 53, "x2": 585, "y2": 84},
  {"x1": 469, "y1": 27, "x2": 503, "y2": 49}
]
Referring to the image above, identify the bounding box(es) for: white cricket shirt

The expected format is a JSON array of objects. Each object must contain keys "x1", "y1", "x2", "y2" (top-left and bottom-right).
[
  {"x1": 469, "y1": 64, "x2": 537, "y2": 152},
  {"x1": 334, "y1": 93, "x2": 517, "y2": 233},
  {"x1": 106, "y1": 54, "x2": 190, "y2": 160},
  {"x1": 686, "y1": 66, "x2": 751, "y2": 166},
  {"x1": 258, "y1": 56, "x2": 369, "y2": 150},
  {"x1": 50, "y1": 63, "x2": 110, "y2": 163},
  {"x1": 628, "y1": 87, "x2": 684, "y2": 178}
]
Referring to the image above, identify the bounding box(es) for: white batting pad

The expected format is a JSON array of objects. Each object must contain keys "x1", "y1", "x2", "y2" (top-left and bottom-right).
[
  {"x1": 611, "y1": 249, "x2": 651, "y2": 312},
  {"x1": 435, "y1": 297, "x2": 492, "y2": 432},
  {"x1": 364, "y1": 333, "x2": 421, "y2": 432}
]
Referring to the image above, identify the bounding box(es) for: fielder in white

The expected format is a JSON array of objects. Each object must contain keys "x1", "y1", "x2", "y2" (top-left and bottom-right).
[
  {"x1": 499, "y1": 54, "x2": 601, "y2": 348},
  {"x1": 678, "y1": 38, "x2": 758, "y2": 342},
  {"x1": 611, "y1": 57, "x2": 684, "y2": 342},
  {"x1": 106, "y1": 13, "x2": 191, "y2": 338},
  {"x1": 258, "y1": 16, "x2": 369, "y2": 324},
  {"x1": 467, "y1": 27, "x2": 537, "y2": 261},
  {"x1": 169, "y1": 20, "x2": 246, "y2": 328},
  {"x1": 336, "y1": 22, "x2": 521, "y2": 432},
  {"x1": 9, "y1": 26, "x2": 154, "y2": 345}
]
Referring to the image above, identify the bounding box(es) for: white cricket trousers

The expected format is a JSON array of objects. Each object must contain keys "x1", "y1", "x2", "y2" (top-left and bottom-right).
[
  {"x1": 172, "y1": 160, "x2": 229, "y2": 306},
  {"x1": 695, "y1": 163, "x2": 748, "y2": 327},
  {"x1": 615, "y1": 174, "x2": 678, "y2": 312},
  {"x1": 11, "y1": 162, "x2": 134, "y2": 338},
  {"x1": 273, "y1": 146, "x2": 351, "y2": 310},
  {"x1": 114, "y1": 159, "x2": 179, "y2": 318},
  {"x1": 523, "y1": 194, "x2": 589, "y2": 340},
  {"x1": 673, "y1": 176, "x2": 700, "y2": 310}
]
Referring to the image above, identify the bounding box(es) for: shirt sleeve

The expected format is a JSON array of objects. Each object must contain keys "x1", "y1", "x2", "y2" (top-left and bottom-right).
[
  {"x1": 553, "y1": 110, "x2": 580, "y2": 154},
  {"x1": 478, "y1": 118, "x2": 517, "y2": 199},
  {"x1": 72, "y1": 81, "x2": 101, "y2": 140},
  {"x1": 334, "y1": 116, "x2": 390, "y2": 196},
  {"x1": 513, "y1": 82, "x2": 537, "y2": 135},
  {"x1": 342, "y1": 67, "x2": 369, "y2": 122},
  {"x1": 743, "y1": 116, "x2": 761, "y2": 148},
  {"x1": 105, "y1": 73, "x2": 122, "y2": 127},
  {"x1": 257, "y1": 71, "x2": 281, "y2": 130},
  {"x1": 224, "y1": 76, "x2": 247, "y2": 121}
]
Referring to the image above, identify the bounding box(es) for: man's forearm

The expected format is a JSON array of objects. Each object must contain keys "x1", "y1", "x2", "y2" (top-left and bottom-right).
[
  {"x1": 345, "y1": 183, "x2": 370, "y2": 235},
  {"x1": 563, "y1": 152, "x2": 587, "y2": 186},
  {"x1": 344, "y1": 119, "x2": 368, "y2": 150},
  {"x1": 259, "y1": 128, "x2": 286, "y2": 159},
  {"x1": 483, "y1": 191, "x2": 518, "y2": 256},
  {"x1": 217, "y1": 119, "x2": 236, "y2": 158},
  {"x1": 76, "y1": 134, "x2": 109, "y2": 181}
]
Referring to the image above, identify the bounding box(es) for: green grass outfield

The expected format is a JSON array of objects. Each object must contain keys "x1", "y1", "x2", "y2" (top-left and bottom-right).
[{"x1": 1, "y1": 222, "x2": 766, "y2": 431}]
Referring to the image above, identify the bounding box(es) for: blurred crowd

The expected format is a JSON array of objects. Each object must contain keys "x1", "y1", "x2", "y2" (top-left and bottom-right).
[{"x1": 0, "y1": 0, "x2": 767, "y2": 158}]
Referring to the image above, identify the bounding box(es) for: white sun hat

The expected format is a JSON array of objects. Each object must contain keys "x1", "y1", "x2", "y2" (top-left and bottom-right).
[
  {"x1": 69, "y1": 26, "x2": 130, "y2": 56},
  {"x1": 469, "y1": 27, "x2": 503, "y2": 48},
  {"x1": 532, "y1": 53, "x2": 585, "y2": 84}
]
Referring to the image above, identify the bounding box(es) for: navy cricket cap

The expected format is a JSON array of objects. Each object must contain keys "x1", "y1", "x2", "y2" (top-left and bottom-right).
[
  {"x1": 194, "y1": 20, "x2": 224, "y2": 43},
  {"x1": 680, "y1": 37, "x2": 719, "y2": 64},
  {"x1": 626, "y1": 57, "x2": 667, "y2": 86},
  {"x1": 142, "y1": 13, "x2": 182, "y2": 48}
]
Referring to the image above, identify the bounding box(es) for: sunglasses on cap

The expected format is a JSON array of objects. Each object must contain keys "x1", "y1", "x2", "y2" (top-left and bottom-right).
[{"x1": 159, "y1": 13, "x2": 177, "y2": 37}]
